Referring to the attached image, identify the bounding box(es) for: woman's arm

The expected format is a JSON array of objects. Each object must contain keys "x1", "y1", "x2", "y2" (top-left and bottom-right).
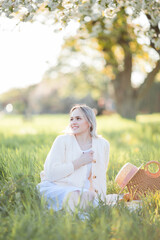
[
  {"x1": 44, "y1": 135, "x2": 74, "y2": 182},
  {"x1": 43, "y1": 135, "x2": 94, "y2": 182}
]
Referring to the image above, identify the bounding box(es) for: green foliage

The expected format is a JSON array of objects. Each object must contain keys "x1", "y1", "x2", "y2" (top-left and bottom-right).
[
  {"x1": 0, "y1": 174, "x2": 41, "y2": 217},
  {"x1": 0, "y1": 114, "x2": 160, "y2": 239}
]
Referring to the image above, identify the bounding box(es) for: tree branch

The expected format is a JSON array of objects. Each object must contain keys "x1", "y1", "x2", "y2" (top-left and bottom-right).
[
  {"x1": 137, "y1": 59, "x2": 160, "y2": 100},
  {"x1": 145, "y1": 13, "x2": 160, "y2": 54}
]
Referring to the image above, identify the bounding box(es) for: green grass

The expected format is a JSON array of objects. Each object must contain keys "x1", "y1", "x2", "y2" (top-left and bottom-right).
[{"x1": 0, "y1": 113, "x2": 160, "y2": 240}]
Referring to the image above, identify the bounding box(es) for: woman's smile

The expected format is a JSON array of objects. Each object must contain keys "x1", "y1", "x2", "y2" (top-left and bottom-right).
[{"x1": 71, "y1": 125, "x2": 79, "y2": 130}]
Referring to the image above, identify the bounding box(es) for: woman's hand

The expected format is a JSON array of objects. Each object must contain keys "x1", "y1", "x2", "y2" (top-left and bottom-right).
[{"x1": 72, "y1": 150, "x2": 94, "y2": 170}]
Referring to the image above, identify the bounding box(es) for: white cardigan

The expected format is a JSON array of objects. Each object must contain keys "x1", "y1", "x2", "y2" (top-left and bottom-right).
[{"x1": 40, "y1": 134, "x2": 110, "y2": 201}]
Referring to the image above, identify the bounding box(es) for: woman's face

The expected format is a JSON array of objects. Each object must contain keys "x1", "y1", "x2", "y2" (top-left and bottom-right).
[{"x1": 70, "y1": 108, "x2": 90, "y2": 135}]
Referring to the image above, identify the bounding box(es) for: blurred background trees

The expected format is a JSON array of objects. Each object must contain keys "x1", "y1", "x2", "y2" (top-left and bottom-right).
[{"x1": 0, "y1": 0, "x2": 160, "y2": 119}]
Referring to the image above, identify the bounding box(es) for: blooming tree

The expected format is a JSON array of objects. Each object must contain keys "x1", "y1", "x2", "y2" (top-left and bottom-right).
[
  {"x1": 0, "y1": 0, "x2": 160, "y2": 118},
  {"x1": 0, "y1": 1, "x2": 159, "y2": 47}
]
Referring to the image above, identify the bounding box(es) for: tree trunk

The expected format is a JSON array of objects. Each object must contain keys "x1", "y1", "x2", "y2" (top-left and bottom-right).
[
  {"x1": 112, "y1": 78, "x2": 138, "y2": 119},
  {"x1": 111, "y1": 46, "x2": 160, "y2": 119},
  {"x1": 112, "y1": 50, "x2": 139, "y2": 119},
  {"x1": 115, "y1": 95, "x2": 138, "y2": 119}
]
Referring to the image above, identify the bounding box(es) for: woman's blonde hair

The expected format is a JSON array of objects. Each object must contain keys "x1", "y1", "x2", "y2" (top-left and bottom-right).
[{"x1": 69, "y1": 104, "x2": 98, "y2": 138}]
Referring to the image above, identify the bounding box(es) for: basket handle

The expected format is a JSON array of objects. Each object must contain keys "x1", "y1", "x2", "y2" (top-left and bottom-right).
[{"x1": 144, "y1": 161, "x2": 160, "y2": 178}]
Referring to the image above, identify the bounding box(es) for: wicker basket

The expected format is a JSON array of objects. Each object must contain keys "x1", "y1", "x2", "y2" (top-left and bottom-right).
[
  {"x1": 127, "y1": 161, "x2": 160, "y2": 200},
  {"x1": 115, "y1": 162, "x2": 141, "y2": 191}
]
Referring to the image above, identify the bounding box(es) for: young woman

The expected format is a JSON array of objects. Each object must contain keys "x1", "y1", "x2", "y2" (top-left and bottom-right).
[{"x1": 37, "y1": 104, "x2": 110, "y2": 211}]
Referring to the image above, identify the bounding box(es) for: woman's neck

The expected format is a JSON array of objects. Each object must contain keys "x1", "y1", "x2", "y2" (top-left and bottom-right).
[
  {"x1": 75, "y1": 132, "x2": 91, "y2": 143},
  {"x1": 75, "y1": 132, "x2": 92, "y2": 150}
]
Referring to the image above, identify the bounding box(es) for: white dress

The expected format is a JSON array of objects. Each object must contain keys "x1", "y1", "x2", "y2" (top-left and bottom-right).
[{"x1": 37, "y1": 148, "x2": 99, "y2": 211}]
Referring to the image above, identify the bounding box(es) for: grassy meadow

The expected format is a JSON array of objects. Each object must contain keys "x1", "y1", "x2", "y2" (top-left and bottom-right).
[{"x1": 0, "y1": 113, "x2": 160, "y2": 240}]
